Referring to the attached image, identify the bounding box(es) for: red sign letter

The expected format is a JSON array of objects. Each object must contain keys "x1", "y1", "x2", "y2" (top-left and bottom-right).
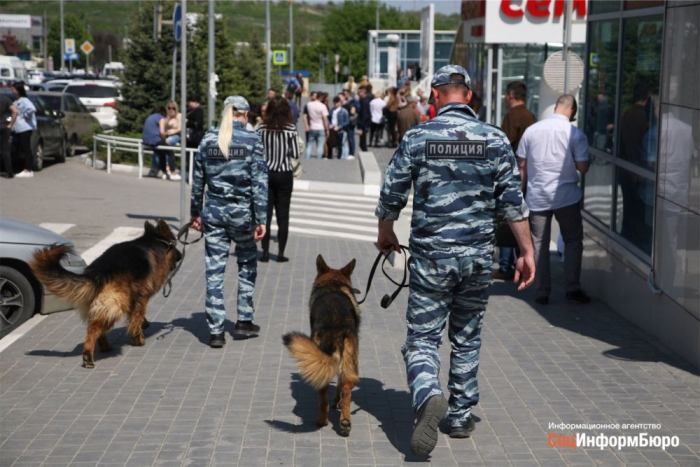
[
  {"x1": 573, "y1": 0, "x2": 587, "y2": 17},
  {"x1": 501, "y1": 0, "x2": 524, "y2": 17},
  {"x1": 527, "y1": 0, "x2": 551, "y2": 17}
]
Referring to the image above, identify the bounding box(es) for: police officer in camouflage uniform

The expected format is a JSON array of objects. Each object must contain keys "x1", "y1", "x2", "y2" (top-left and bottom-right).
[
  {"x1": 190, "y1": 96, "x2": 268, "y2": 348},
  {"x1": 375, "y1": 65, "x2": 536, "y2": 456}
]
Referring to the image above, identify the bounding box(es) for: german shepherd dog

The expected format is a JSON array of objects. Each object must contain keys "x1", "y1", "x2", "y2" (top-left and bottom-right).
[
  {"x1": 30, "y1": 220, "x2": 182, "y2": 368},
  {"x1": 283, "y1": 255, "x2": 360, "y2": 437}
]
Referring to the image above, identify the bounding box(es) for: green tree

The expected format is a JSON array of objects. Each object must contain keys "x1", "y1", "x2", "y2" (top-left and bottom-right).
[
  {"x1": 117, "y1": 3, "x2": 177, "y2": 133},
  {"x1": 47, "y1": 13, "x2": 92, "y2": 70}
]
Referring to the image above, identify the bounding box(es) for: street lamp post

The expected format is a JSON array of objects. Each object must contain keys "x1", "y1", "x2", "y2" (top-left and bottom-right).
[
  {"x1": 265, "y1": 0, "x2": 271, "y2": 92},
  {"x1": 180, "y1": 0, "x2": 188, "y2": 229},
  {"x1": 289, "y1": 0, "x2": 294, "y2": 76},
  {"x1": 208, "y1": 0, "x2": 215, "y2": 129},
  {"x1": 60, "y1": 0, "x2": 65, "y2": 71}
]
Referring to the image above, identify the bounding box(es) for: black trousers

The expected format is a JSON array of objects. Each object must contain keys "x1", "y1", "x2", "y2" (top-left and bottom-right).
[
  {"x1": 370, "y1": 122, "x2": 383, "y2": 146},
  {"x1": 0, "y1": 128, "x2": 12, "y2": 174},
  {"x1": 16, "y1": 130, "x2": 33, "y2": 171},
  {"x1": 385, "y1": 111, "x2": 398, "y2": 146},
  {"x1": 359, "y1": 126, "x2": 368, "y2": 152},
  {"x1": 262, "y1": 171, "x2": 294, "y2": 255}
]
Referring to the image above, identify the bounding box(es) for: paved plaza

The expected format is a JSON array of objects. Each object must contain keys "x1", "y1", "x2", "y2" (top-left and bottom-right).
[{"x1": 1, "y1": 156, "x2": 699, "y2": 467}]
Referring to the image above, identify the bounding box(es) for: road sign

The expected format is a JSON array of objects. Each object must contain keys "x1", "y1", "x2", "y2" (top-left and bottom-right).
[
  {"x1": 65, "y1": 38, "x2": 75, "y2": 54},
  {"x1": 80, "y1": 41, "x2": 94, "y2": 55},
  {"x1": 173, "y1": 4, "x2": 182, "y2": 42},
  {"x1": 64, "y1": 53, "x2": 79, "y2": 60},
  {"x1": 272, "y1": 50, "x2": 287, "y2": 66}
]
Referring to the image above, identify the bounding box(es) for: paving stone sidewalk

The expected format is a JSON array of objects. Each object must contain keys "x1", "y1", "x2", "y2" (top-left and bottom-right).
[{"x1": 1, "y1": 234, "x2": 699, "y2": 467}]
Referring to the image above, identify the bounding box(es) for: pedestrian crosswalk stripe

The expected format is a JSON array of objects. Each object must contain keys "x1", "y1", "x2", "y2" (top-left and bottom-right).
[
  {"x1": 290, "y1": 204, "x2": 376, "y2": 218},
  {"x1": 39, "y1": 223, "x2": 75, "y2": 235},
  {"x1": 292, "y1": 192, "x2": 379, "y2": 203},
  {"x1": 275, "y1": 217, "x2": 376, "y2": 233},
  {"x1": 289, "y1": 208, "x2": 376, "y2": 224},
  {"x1": 270, "y1": 224, "x2": 375, "y2": 243},
  {"x1": 80, "y1": 226, "x2": 143, "y2": 264},
  {"x1": 292, "y1": 196, "x2": 412, "y2": 213}
]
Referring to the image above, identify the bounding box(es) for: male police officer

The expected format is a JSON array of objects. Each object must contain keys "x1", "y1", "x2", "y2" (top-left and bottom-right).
[
  {"x1": 375, "y1": 65, "x2": 536, "y2": 456},
  {"x1": 190, "y1": 96, "x2": 268, "y2": 348}
]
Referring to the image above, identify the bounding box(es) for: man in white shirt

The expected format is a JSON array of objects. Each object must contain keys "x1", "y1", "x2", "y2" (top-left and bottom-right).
[
  {"x1": 304, "y1": 93, "x2": 329, "y2": 159},
  {"x1": 517, "y1": 94, "x2": 591, "y2": 305}
]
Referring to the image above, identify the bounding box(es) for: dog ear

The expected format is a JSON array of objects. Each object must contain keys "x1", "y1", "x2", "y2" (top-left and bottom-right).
[
  {"x1": 144, "y1": 220, "x2": 157, "y2": 235},
  {"x1": 340, "y1": 259, "x2": 356, "y2": 278},
  {"x1": 156, "y1": 219, "x2": 172, "y2": 237},
  {"x1": 316, "y1": 254, "x2": 329, "y2": 274}
]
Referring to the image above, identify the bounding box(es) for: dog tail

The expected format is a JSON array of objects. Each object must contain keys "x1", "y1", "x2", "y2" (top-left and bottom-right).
[
  {"x1": 283, "y1": 331, "x2": 338, "y2": 390},
  {"x1": 30, "y1": 244, "x2": 97, "y2": 309}
]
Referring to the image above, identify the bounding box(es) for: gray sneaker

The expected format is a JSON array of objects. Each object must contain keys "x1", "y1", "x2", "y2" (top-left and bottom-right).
[{"x1": 411, "y1": 394, "x2": 448, "y2": 456}]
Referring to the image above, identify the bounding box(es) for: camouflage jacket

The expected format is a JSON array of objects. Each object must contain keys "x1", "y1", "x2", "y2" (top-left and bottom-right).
[
  {"x1": 375, "y1": 102, "x2": 528, "y2": 259},
  {"x1": 190, "y1": 121, "x2": 268, "y2": 229}
]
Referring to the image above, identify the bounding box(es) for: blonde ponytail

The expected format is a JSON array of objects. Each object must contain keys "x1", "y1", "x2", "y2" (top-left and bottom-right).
[{"x1": 218, "y1": 105, "x2": 234, "y2": 158}]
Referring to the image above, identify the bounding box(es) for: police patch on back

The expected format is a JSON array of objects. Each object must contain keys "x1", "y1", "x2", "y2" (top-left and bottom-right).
[
  {"x1": 206, "y1": 145, "x2": 247, "y2": 160},
  {"x1": 426, "y1": 140, "x2": 486, "y2": 160}
]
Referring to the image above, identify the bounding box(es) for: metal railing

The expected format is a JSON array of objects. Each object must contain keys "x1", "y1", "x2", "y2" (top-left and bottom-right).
[{"x1": 92, "y1": 133, "x2": 196, "y2": 182}]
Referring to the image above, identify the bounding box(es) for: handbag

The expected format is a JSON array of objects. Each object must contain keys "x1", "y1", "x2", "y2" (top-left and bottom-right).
[{"x1": 289, "y1": 133, "x2": 305, "y2": 178}]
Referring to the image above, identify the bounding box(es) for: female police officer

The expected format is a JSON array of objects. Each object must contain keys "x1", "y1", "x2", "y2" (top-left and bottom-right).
[{"x1": 190, "y1": 96, "x2": 268, "y2": 348}]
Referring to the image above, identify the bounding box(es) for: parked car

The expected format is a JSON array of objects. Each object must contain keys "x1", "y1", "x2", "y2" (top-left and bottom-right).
[
  {"x1": 35, "y1": 91, "x2": 100, "y2": 156},
  {"x1": 27, "y1": 70, "x2": 47, "y2": 86},
  {"x1": 0, "y1": 55, "x2": 28, "y2": 83},
  {"x1": 0, "y1": 217, "x2": 86, "y2": 339},
  {"x1": 0, "y1": 90, "x2": 68, "y2": 172},
  {"x1": 40, "y1": 79, "x2": 72, "y2": 92},
  {"x1": 63, "y1": 80, "x2": 120, "y2": 130}
]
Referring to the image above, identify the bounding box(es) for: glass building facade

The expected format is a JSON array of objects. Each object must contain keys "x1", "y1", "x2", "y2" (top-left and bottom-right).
[{"x1": 582, "y1": 0, "x2": 699, "y2": 368}]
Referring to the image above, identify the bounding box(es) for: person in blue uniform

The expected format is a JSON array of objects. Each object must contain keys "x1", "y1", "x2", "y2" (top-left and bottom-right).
[
  {"x1": 375, "y1": 65, "x2": 536, "y2": 456},
  {"x1": 190, "y1": 96, "x2": 268, "y2": 348}
]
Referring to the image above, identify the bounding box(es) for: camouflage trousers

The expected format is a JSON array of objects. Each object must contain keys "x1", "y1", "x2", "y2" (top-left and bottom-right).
[
  {"x1": 402, "y1": 253, "x2": 492, "y2": 428},
  {"x1": 203, "y1": 221, "x2": 257, "y2": 335}
]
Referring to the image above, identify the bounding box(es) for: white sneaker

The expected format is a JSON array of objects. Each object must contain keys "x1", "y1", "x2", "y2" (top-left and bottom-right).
[
  {"x1": 347, "y1": 155, "x2": 356, "y2": 160},
  {"x1": 161, "y1": 174, "x2": 168, "y2": 180},
  {"x1": 170, "y1": 174, "x2": 181, "y2": 181},
  {"x1": 15, "y1": 171, "x2": 33, "y2": 178}
]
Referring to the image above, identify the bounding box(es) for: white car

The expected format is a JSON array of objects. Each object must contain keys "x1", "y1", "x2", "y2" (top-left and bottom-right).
[
  {"x1": 28, "y1": 70, "x2": 47, "y2": 86},
  {"x1": 63, "y1": 80, "x2": 121, "y2": 130}
]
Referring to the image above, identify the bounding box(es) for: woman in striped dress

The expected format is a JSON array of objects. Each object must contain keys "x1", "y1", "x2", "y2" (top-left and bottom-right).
[{"x1": 256, "y1": 97, "x2": 300, "y2": 263}]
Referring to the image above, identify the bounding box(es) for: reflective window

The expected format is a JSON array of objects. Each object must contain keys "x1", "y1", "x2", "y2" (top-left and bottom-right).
[
  {"x1": 615, "y1": 167, "x2": 655, "y2": 255},
  {"x1": 618, "y1": 15, "x2": 664, "y2": 170},
  {"x1": 662, "y1": 5, "x2": 699, "y2": 109},
  {"x1": 585, "y1": 21, "x2": 619, "y2": 154},
  {"x1": 624, "y1": 0, "x2": 664, "y2": 10},
  {"x1": 583, "y1": 155, "x2": 615, "y2": 226},
  {"x1": 590, "y1": 0, "x2": 621, "y2": 14}
]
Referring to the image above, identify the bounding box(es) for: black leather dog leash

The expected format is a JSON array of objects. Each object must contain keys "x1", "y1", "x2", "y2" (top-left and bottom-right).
[
  {"x1": 162, "y1": 223, "x2": 203, "y2": 298},
  {"x1": 355, "y1": 245, "x2": 411, "y2": 309}
]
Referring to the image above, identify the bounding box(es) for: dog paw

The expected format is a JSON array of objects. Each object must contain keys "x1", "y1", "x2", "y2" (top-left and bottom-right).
[
  {"x1": 82, "y1": 356, "x2": 95, "y2": 369},
  {"x1": 317, "y1": 418, "x2": 329, "y2": 428},
  {"x1": 131, "y1": 336, "x2": 145, "y2": 346},
  {"x1": 339, "y1": 419, "x2": 352, "y2": 437}
]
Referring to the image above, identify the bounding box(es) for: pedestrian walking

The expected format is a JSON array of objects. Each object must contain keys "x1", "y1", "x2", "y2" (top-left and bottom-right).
[
  {"x1": 516, "y1": 94, "x2": 590, "y2": 305},
  {"x1": 357, "y1": 86, "x2": 372, "y2": 152},
  {"x1": 11, "y1": 82, "x2": 37, "y2": 178},
  {"x1": 304, "y1": 92, "x2": 329, "y2": 159},
  {"x1": 186, "y1": 96, "x2": 204, "y2": 148},
  {"x1": 0, "y1": 92, "x2": 18, "y2": 178},
  {"x1": 384, "y1": 87, "x2": 399, "y2": 148},
  {"x1": 190, "y1": 95, "x2": 268, "y2": 348},
  {"x1": 256, "y1": 97, "x2": 299, "y2": 263},
  {"x1": 369, "y1": 91, "x2": 386, "y2": 147},
  {"x1": 494, "y1": 81, "x2": 536, "y2": 281},
  {"x1": 375, "y1": 65, "x2": 535, "y2": 456},
  {"x1": 294, "y1": 72, "x2": 304, "y2": 107},
  {"x1": 397, "y1": 95, "x2": 421, "y2": 142}
]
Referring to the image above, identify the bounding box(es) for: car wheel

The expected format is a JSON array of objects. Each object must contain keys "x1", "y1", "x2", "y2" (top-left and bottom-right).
[
  {"x1": 0, "y1": 266, "x2": 36, "y2": 339},
  {"x1": 55, "y1": 137, "x2": 67, "y2": 163},
  {"x1": 68, "y1": 135, "x2": 77, "y2": 157},
  {"x1": 33, "y1": 140, "x2": 44, "y2": 172}
]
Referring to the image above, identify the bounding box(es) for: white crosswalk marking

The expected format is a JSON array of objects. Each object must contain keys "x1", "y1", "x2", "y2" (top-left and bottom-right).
[{"x1": 39, "y1": 223, "x2": 75, "y2": 235}]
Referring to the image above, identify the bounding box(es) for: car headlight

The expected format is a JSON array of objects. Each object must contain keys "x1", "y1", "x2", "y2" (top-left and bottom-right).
[{"x1": 60, "y1": 251, "x2": 87, "y2": 268}]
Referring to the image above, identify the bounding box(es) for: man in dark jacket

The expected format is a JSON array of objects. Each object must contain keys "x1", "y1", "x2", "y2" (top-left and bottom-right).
[{"x1": 357, "y1": 86, "x2": 372, "y2": 152}]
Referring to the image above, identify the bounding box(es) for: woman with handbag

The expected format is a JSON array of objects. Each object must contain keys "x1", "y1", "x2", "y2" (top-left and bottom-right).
[{"x1": 256, "y1": 97, "x2": 300, "y2": 263}]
